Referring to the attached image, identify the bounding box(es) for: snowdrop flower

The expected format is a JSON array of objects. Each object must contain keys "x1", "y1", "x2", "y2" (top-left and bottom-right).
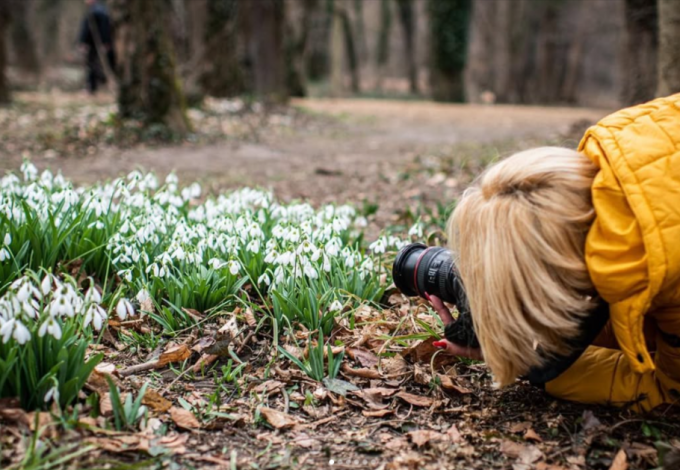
[
  {"x1": 0, "y1": 319, "x2": 16, "y2": 343},
  {"x1": 329, "y1": 300, "x2": 343, "y2": 312},
  {"x1": 323, "y1": 254, "x2": 332, "y2": 273},
  {"x1": 21, "y1": 161, "x2": 38, "y2": 181},
  {"x1": 41, "y1": 274, "x2": 53, "y2": 296},
  {"x1": 274, "y1": 266, "x2": 285, "y2": 285},
  {"x1": 0, "y1": 247, "x2": 10, "y2": 262},
  {"x1": 3, "y1": 233, "x2": 10, "y2": 246},
  {"x1": 228, "y1": 260, "x2": 240, "y2": 276},
  {"x1": 408, "y1": 223, "x2": 424, "y2": 238},
  {"x1": 344, "y1": 253, "x2": 355, "y2": 268},
  {"x1": 369, "y1": 238, "x2": 386, "y2": 255},
  {"x1": 136, "y1": 289, "x2": 150, "y2": 304},
  {"x1": 258, "y1": 273, "x2": 271, "y2": 286},
  {"x1": 38, "y1": 316, "x2": 62, "y2": 340},
  {"x1": 264, "y1": 250, "x2": 278, "y2": 264},
  {"x1": 85, "y1": 286, "x2": 102, "y2": 304},
  {"x1": 209, "y1": 258, "x2": 225, "y2": 270},
  {"x1": 50, "y1": 296, "x2": 75, "y2": 318},
  {"x1": 44, "y1": 385, "x2": 60, "y2": 404},
  {"x1": 247, "y1": 239, "x2": 261, "y2": 254},
  {"x1": 303, "y1": 263, "x2": 318, "y2": 280},
  {"x1": 116, "y1": 298, "x2": 135, "y2": 320}
]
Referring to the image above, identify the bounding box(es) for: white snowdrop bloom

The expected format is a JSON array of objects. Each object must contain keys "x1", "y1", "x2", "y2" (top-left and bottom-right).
[
  {"x1": 85, "y1": 286, "x2": 102, "y2": 304},
  {"x1": 0, "y1": 248, "x2": 9, "y2": 262},
  {"x1": 369, "y1": 238, "x2": 386, "y2": 254},
  {"x1": 0, "y1": 319, "x2": 16, "y2": 343},
  {"x1": 323, "y1": 254, "x2": 332, "y2": 273},
  {"x1": 248, "y1": 222, "x2": 263, "y2": 239},
  {"x1": 329, "y1": 300, "x2": 343, "y2": 312},
  {"x1": 228, "y1": 260, "x2": 240, "y2": 276},
  {"x1": 13, "y1": 321, "x2": 31, "y2": 344},
  {"x1": 116, "y1": 298, "x2": 135, "y2": 320},
  {"x1": 181, "y1": 186, "x2": 193, "y2": 201},
  {"x1": 209, "y1": 258, "x2": 225, "y2": 270},
  {"x1": 165, "y1": 173, "x2": 179, "y2": 187},
  {"x1": 40, "y1": 274, "x2": 53, "y2": 296},
  {"x1": 354, "y1": 216, "x2": 368, "y2": 228},
  {"x1": 310, "y1": 247, "x2": 321, "y2": 262},
  {"x1": 303, "y1": 263, "x2": 318, "y2": 280},
  {"x1": 44, "y1": 386, "x2": 60, "y2": 404},
  {"x1": 287, "y1": 228, "x2": 300, "y2": 243},
  {"x1": 3, "y1": 233, "x2": 10, "y2": 246},
  {"x1": 21, "y1": 161, "x2": 38, "y2": 181},
  {"x1": 247, "y1": 239, "x2": 261, "y2": 254},
  {"x1": 136, "y1": 289, "x2": 150, "y2": 304},
  {"x1": 171, "y1": 246, "x2": 186, "y2": 261},
  {"x1": 272, "y1": 225, "x2": 285, "y2": 239},
  {"x1": 344, "y1": 253, "x2": 355, "y2": 268},
  {"x1": 325, "y1": 239, "x2": 341, "y2": 257},
  {"x1": 361, "y1": 257, "x2": 375, "y2": 272},
  {"x1": 50, "y1": 296, "x2": 75, "y2": 318},
  {"x1": 38, "y1": 316, "x2": 62, "y2": 340},
  {"x1": 332, "y1": 218, "x2": 345, "y2": 232},
  {"x1": 274, "y1": 266, "x2": 285, "y2": 285},
  {"x1": 408, "y1": 223, "x2": 424, "y2": 238},
  {"x1": 301, "y1": 240, "x2": 314, "y2": 253},
  {"x1": 258, "y1": 273, "x2": 271, "y2": 286},
  {"x1": 21, "y1": 300, "x2": 39, "y2": 319},
  {"x1": 264, "y1": 250, "x2": 278, "y2": 264}
]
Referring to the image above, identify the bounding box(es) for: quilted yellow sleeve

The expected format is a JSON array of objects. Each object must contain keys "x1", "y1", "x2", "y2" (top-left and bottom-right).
[
  {"x1": 544, "y1": 346, "x2": 666, "y2": 413},
  {"x1": 580, "y1": 136, "x2": 648, "y2": 304}
]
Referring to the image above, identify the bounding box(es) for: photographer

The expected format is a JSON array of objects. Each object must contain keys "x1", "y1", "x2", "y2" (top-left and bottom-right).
[{"x1": 400, "y1": 93, "x2": 680, "y2": 413}]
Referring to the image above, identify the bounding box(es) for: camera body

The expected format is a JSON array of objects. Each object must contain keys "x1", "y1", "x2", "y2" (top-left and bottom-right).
[{"x1": 392, "y1": 243, "x2": 479, "y2": 348}]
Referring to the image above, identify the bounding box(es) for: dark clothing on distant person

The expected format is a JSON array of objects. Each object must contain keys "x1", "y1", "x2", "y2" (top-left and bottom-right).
[{"x1": 78, "y1": 2, "x2": 115, "y2": 94}]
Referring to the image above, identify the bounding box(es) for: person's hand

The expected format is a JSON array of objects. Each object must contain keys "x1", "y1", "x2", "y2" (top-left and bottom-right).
[{"x1": 426, "y1": 293, "x2": 483, "y2": 361}]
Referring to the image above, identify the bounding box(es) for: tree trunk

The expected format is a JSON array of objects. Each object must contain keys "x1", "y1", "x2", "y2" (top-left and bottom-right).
[
  {"x1": 621, "y1": 0, "x2": 658, "y2": 105},
  {"x1": 464, "y1": 0, "x2": 495, "y2": 102},
  {"x1": 375, "y1": 0, "x2": 392, "y2": 90},
  {"x1": 200, "y1": 0, "x2": 244, "y2": 97},
  {"x1": 428, "y1": 0, "x2": 472, "y2": 102},
  {"x1": 657, "y1": 0, "x2": 680, "y2": 96},
  {"x1": 246, "y1": 0, "x2": 287, "y2": 104},
  {"x1": 10, "y1": 0, "x2": 40, "y2": 77},
  {"x1": 353, "y1": 0, "x2": 368, "y2": 62},
  {"x1": 329, "y1": 0, "x2": 344, "y2": 95},
  {"x1": 395, "y1": 0, "x2": 418, "y2": 94},
  {"x1": 110, "y1": 0, "x2": 191, "y2": 134},
  {"x1": 285, "y1": 0, "x2": 317, "y2": 98},
  {"x1": 338, "y1": 4, "x2": 360, "y2": 93},
  {"x1": 0, "y1": 1, "x2": 9, "y2": 104}
]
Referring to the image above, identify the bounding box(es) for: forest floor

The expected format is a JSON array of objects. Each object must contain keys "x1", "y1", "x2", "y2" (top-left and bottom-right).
[{"x1": 2, "y1": 93, "x2": 680, "y2": 470}]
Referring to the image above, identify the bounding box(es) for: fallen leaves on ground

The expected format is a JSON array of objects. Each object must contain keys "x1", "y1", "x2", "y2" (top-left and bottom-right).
[
  {"x1": 259, "y1": 407, "x2": 299, "y2": 430},
  {"x1": 169, "y1": 407, "x2": 201, "y2": 430}
]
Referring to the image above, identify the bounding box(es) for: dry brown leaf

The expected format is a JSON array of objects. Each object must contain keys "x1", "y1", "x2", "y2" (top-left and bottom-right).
[
  {"x1": 100, "y1": 392, "x2": 114, "y2": 417},
  {"x1": 362, "y1": 409, "x2": 394, "y2": 418},
  {"x1": 0, "y1": 408, "x2": 29, "y2": 427},
  {"x1": 86, "y1": 368, "x2": 118, "y2": 395},
  {"x1": 142, "y1": 389, "x2": 172, "y2": 412},
  {"x1": 342, "y1": 363, "x2": 381, "y2": 379},
  {"x1": 292, "y1": 433, "x2": 321, "y2": 448},
  {"x1": 500, "y1": 440, "x2": 543, "y2": 463},
  {"x1": 352, "y1": 388, "x2": 393, "y2": 410},
  {"x1": 156, "y1": 344, "x2": 191, "y2": 368},
  {"x1": 446, "y1": 424, "x2": 463, "y2": 443},
  {"x1": 407, "y1": 430, "x2": 446, "y2": 447},
  {"x1": 524, "y1": 428, "x2": 542, "y2": 443},
  {"x1": 259, "y1": 406, "x2": 298, "y2": 430},
  {"x1": 536, "y1": 464, "x2": 569, "y2": 470},
  {"x1": 191, "y1": 336, "x2": 215, "y2": 354},
  {"x1": 609, "y1": 449, "x2": 628, "y2": 470},
  {"x1": 437, "y1": 374, "x2": 472, "y2": 394},
  {"x1": 181, "y1": 307, "x2": 203, "y2": 322},
  {"x1": 244, "y1": 308, "x2": 257, "y2": 327},
  {"x1": 403, "y1": 338, "x2": 458, "y2": 368},
  {"x1": 509, "y1": 421, "x2": 533, "y2": 433},
  {"x1": 396, "y1": 391, "x2": 434, "y2": 407},
  {"x1": 413, "y1": 364, "x2": 432, "y2": 386},
  {"x1": 252, "y1": 380, "x2": 286, "y2": 395},
  {"x1": 347, "y1": 347, "x2": 379, "y2": 368},
  {"x1": 381, "y1": 356, "x2": 410, "y2": 377},
  {"x1": 169, "y1": 407, "x2": 201, "y2": 430}
]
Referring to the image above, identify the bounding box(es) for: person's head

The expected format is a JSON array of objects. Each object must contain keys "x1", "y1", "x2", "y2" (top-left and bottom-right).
[{"x1": 448, "y1": 147, "x2": 599, "y2": 386}]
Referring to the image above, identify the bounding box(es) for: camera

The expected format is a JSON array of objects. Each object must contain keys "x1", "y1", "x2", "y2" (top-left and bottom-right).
[{"x1": 392, "y1": 243, "x2": 479, "y2": 348}]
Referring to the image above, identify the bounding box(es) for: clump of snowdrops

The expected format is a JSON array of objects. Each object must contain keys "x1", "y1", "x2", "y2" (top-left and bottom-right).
[
  {"x1": 1, "y1": 161, "x2": 413, "y2": 383},
  {"x1": 0, "y1": 271, "x2": 134, "y2": 411}
]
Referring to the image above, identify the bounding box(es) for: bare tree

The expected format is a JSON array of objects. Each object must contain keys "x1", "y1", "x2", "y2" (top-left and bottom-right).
[
  {"x1": 0, "y1": 0, "x2": 9, "y2": 104},
  {"x1": 621, "y1": 0, "x2": 658, "y2": 105},
  {"x1": 375, "y1": 0, "x2": 392, "y2": 90},
  {"x1": 395, "y1": 0, "x2": 418, "y2": 94},
  {"x1": 285, "y1": 0, "x2": 318, "y2": 97},
  {"x1": 657, "y1": 0, "x2": 680, "y2": 96},
  {"x1": 110, "y1": 0, "x2": 191, "y2": 133},
  {"x1": 10, "y1": 0, "x2": 40, "y2": 77},
  {"x1": 428, "y1": 0, "x2": 472, "y2": 102},
  {"x1": 200, "y1": 0, "x2": 244, "y2": 97},
  {"x1": 245, "y1": 0, "x2": 287, "y2": 104}
]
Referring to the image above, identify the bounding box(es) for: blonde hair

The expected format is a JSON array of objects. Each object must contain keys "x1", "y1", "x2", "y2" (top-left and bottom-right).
[{"x1": 448, "y1": 147, "x2": 599, "y2": 386}]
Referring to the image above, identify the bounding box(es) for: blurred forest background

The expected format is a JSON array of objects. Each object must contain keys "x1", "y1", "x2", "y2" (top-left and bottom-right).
[{"x1": 0, "y1": 0, "x2": 678, "y2": 136}]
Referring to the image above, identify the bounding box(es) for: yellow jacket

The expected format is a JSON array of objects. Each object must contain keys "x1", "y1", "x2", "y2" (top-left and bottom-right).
[{"x1": 546, "y1": 94, "x2": 680, "y2": 412}]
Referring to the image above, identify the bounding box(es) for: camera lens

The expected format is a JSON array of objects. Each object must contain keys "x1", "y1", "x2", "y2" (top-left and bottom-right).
[{"x1": 392, "y1": 243, "x2": 460, "y2": 305}]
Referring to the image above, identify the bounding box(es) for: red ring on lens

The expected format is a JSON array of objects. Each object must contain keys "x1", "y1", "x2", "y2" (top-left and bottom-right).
[{"x1": 412, "y1": 247, "x2": 433, "y2": 297}]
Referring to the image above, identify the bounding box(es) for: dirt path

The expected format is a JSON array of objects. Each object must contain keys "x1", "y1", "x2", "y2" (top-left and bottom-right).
[{"x1": 11, "y1": 98, "x2": 608, "y2": 192}]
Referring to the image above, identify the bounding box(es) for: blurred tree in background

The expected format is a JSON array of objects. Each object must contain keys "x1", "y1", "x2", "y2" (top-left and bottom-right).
[
  {"x1": 0, "y1": 0, "x2": 9, "y2": 104},
  {"x1": 111, "y1": 0, "x2": 191, "y2": 133},
  {"x1": 657, "y1": 0, "x2": 680, "y2": 97},
  {"x1": 0, "y1": 0, "x2": 678, "y2": 112},
  {"x1": 428, "y1": 0, "x2": 471, "y2": 102}
]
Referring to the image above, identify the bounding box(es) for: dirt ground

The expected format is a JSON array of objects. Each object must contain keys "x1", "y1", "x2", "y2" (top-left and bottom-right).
[{"x1": 3, "y1": 95, "x2": 679, "y2": 470}]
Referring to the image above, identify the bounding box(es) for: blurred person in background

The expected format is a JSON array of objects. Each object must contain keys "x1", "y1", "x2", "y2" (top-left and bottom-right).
[{"x1": 78, "y1": 0, "x2": 115, "y2": 95}]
